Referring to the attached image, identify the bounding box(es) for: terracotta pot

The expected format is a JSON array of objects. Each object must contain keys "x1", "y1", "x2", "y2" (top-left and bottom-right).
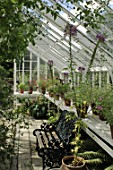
[
  {"x1": 48, "y1": 92, "x2": 54, "y2": 97},
  {"x1": 99, "y1": 112, "x2": 106, "y2": 121},
  {"x1": 54, "y1": 94, "x2": 60, "y2": 100},
  {"x1": 91, "y1": 102, "x2": 98, "y2": 115},
  {"x1": 41, "y1": 87, "x2": 46, "y2": 94},
  {"x1": 28, "y1": 90, "x2": 33, "y2": 94},
  {"x1": 64, "y1": 99, "x2": 71, "y2": 106},
  {"x1": 110, "y1": 125, "x2": 113, "y2": 139},
  {"x1": 28, "y1": 86, "x2": 33, "y2": 94},
  {"x1": 60, "y1": 156, "x2": 86, "y2": 170},
  {"x1": 75, "y1": 103, "x2": 88, "y2": 118},
  {"x1": 20, "y1": 89, "x2": 24, "y2": 93}
]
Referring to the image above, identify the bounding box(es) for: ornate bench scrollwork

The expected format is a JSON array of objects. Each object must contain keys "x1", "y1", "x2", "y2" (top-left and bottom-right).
[{"x1": 33, "y1": 110, "x2": 76, "y2": 170}]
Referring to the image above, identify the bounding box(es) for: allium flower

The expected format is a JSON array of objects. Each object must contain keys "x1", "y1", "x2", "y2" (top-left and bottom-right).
[
  {"x1": 48, "y1": 60, "x2": 53, "y2": 66},
  {"x1": 96, "y1": 34, "x2": 105, "y2": 42},
  {"x1": 63, "y1": 72, "x2": 68, "y2": 77},
  {"x1": 64, "y1": 24, "x2": 77, "y2": 37},
  {"x1": 78, "y1": 67, "x2": 85, "y2": 71},
  {"x1": 97, "y1": 105, "x2": 103, "y2": 111}
]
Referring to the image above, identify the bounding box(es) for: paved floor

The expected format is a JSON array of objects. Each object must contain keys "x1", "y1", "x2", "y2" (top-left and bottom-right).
[{"x1": 11, "y1": 117, "x2": 60, "y2": 170}]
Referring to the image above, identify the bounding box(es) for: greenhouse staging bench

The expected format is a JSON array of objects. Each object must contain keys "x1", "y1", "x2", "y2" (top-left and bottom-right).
[
  {"x1": 83, "y1": 116, "x2": 113, "y2": 158},
  {"x1": 45, "y1": 94, "x2": 113, "y2": 159}
]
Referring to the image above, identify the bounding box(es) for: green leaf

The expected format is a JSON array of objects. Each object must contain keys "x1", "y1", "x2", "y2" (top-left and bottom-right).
[{"x1": 11, "y1": 0, "x2": 17, "y2": 3}]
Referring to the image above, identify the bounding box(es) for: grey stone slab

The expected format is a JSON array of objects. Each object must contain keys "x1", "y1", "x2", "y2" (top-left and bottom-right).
[{"x1": 18, "y1": 153, "x2": 31, "y2": 160}]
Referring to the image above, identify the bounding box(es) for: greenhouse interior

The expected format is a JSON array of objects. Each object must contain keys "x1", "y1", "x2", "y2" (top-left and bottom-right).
[{"x1": 1, "y1": 0, "x2": 113, "y2": 170}]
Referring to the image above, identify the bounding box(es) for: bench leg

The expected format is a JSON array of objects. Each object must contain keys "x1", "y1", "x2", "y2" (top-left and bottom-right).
[{"x1": 42, "y1": 157, "x2": 46, "y2": 170}]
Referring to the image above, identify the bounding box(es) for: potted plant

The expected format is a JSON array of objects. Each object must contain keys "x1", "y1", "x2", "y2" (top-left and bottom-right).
[
  {"x1": 94, "y1": 85, "x2": 113, "y2": 138},
  {"x1": 61, "y1": 118, "x2": 87, "y2": 170},
  {"x1": 38, "y1": 79, "x2": 47, "y2": 94},
  {"x1": 18, "y1": 83, "x2": 26, "y2": 93},
  {"x1": 52, "y1": 84, "x2": 61, "y2": 100},
  {"x1": 64, "y1": 91, "x2": 73, "y2": 106},
  {"x1": 59, "y1": 83, "x2": 70, "y2": 99},
  {"x1": 72, "y1": 83, "x2": 91, "y2": 118},
  {"x1": 60, "y1": 117, "x2": 105, "y2": 170},
  {"x1": 47, "y1": 85, "x2": 54, "y2": 97}
]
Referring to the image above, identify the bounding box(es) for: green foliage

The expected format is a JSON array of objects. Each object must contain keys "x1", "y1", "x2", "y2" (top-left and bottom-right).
[
  {"x1": 18, "y1": 83, "x2": 26, "y2": 90},
  {"x1": 94, "y1": 85, "x2": 113, "y2": 125},
  {"x1": 69, "y1": 118, "x2": 87, "y2": 166},
  {"x1": 0, "y1": 0, "x2": 59, "y2": 61},
  {"x1": 104, "y1": 164, "x2": 113, "y2": 170},
  {"x1": 47, "y1": 101, "x2": 60, "y2": 123},
  {"x1": 78, "y1": 151, "x2": 106, "y2": 164},
  {"x1": 23, "y1": 95, "x2": 48, "y2": 119}
]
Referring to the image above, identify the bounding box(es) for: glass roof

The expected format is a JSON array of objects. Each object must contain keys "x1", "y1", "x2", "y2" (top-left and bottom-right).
[{"x1": 29, "y1": 0, "x2": 113, "y2": 71}]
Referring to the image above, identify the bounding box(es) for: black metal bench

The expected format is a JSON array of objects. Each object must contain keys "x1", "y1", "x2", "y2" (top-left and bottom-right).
[{"x1": 33, "y1": 110, "x2": 76, "y2": 170}]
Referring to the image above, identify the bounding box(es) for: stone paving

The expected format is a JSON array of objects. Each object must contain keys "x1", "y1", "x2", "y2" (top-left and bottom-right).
[
  {"x1": 11, "y1": 118, "x2": 60, "y2": 170},
  {"x1": 11, "y1": 118, "x2": 44, "y2": 170}
]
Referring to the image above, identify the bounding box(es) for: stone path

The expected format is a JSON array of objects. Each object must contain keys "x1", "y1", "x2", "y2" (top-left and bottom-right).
[
  {"x1": 11, "y1": 118, "x2": 44, "y2": 170},
  {"x1": 11, "y1": 118, "x2": 60, "y2": 170}
]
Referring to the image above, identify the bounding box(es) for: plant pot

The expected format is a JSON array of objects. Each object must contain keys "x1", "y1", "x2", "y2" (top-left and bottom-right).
[
  {"x1": 64, "y1": 99, "x2": 71, "y2": 106},
  {"x1": 110, "y1": 125, "x2": 113, "y2": 139},
  {"x1": 28, "y1": 90, "x2": 33, "y2": 94},
  {"x1": 28, "y1": 86, "x2": 33, "y2": 94},
  {"x1": 54, "y1": 94, "x2": 60, "y2": 100},
  {"x1": 75, "y1": 103, "x2": 88, "y2": 118},
  {"x1": 20, "y1": 89, "x2": 24, "y2": 93},
  {"x1": 91, "y1": 102, "x2": 98, "y2": 115},
  {"x1": 48, "y1": 92, "x2": 54, "y2": 97},
  {"x1": 60, "y1": 156, "x2": 86, "y2": 170},
  {"x1": 99, "y1": 112, "x2": 106, "y2": 121},
  {"x1": 41, "y1": 87, "x2": 46, "y2": 94}
]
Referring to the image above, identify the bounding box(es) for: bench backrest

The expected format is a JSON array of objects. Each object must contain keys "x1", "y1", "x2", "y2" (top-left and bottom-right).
[{"x1": 55, "y1": 110, "x2": 76, "y2": 144}]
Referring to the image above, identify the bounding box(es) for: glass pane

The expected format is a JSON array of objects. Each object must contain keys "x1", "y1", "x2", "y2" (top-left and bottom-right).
[
  {"x1": 25, "y1": 51, "x2": 30, "y2": 60},
  {"x1": 101, "y1": 71, "x2": 107, "y2": 87},
  {"x1": 32, "y1": 62, "x2": 37, "y2": 70},
  {"x1": 40, "y1": 58, "x2": 45, "y2": 65},
  {"x1": 54, "y1": 68, "x2": 59, "y2": 78},
  {"x1": 32, "y1": 53, "x2": 37, "y2": 61},
  {"x1": 24, "y1": 62, "x2": 30, "y2": 70},
  {"x1": 94, "y1": 72, "x2": 99, "y2": 86}
]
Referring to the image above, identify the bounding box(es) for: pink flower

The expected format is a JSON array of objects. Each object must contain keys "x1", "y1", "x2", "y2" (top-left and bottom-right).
[
  {"x1": 48, "y1": 60, "x2": 53, "y2": 66},
  {"x1": 78, "y1": 67, "x2": 85, "y2": 71},
  {"x1": 64, "y1": 72, "x2": 68, "y2": 77},
  {"x1": 64, "y1": 24, "x2": 77, "y2": 37},
  {"x1": 97, "y1": 105, "x2": 103, "y2": 111},
  {"x1": 96, "y1": 34, "x2": 105, "y2": 42}
]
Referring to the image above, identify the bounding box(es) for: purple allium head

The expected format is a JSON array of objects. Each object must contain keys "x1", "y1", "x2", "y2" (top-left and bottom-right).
[
  {"x1": 96, "y1": 34, "x2": 105, "y2": 42},
  {"x1": 48, "y1": 60, "x2": 53, "y2": 66},
  {"x1": 78, "y1": 67, "x2": 85, "y2": 71},
  {"x1": 97, "y1": 105, "x2": 103, "y2": 111},
  {"x1": 64, "y1": 24, "x2": 77, "y2": 37},
  {"x1": 63, "y1": 72, "x2": 68, "y2": 77}
]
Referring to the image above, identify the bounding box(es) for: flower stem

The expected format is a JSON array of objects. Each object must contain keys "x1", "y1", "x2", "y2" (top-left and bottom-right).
[{"x1": 86, "y1": 40, "x2": 100, "y2": 80}]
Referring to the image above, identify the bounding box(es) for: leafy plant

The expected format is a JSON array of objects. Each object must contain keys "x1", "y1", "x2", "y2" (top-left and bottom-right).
[
  {"x1": 24, "y1": 95, "x2": 48, "y2": 119},
  {"x1": 18, "y1": 83, "x2": 26, "y2": 90},
  {"x1": 94, "y1": 85, "x2": 113, "y2": 125},
  {"x1": 70, "y1": 119, "x2": 87, "y2": 166}
]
